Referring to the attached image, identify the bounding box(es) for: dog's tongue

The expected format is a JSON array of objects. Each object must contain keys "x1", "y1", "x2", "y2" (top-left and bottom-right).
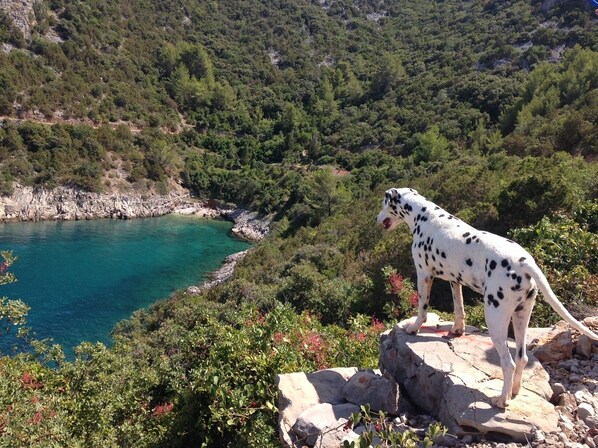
[{"x1": 383, "y1": 217, "x2": 392, "y2": 229}]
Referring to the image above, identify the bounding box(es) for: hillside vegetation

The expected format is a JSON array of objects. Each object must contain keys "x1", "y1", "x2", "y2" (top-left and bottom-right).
[{"x1": 0, "y1": 0, "x2": 597, "y2": 446}]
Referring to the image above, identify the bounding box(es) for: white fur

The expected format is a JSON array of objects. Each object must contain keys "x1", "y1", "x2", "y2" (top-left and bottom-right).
[{"x1": 377, "y1": 187, "x2": 598, "y2": 408}]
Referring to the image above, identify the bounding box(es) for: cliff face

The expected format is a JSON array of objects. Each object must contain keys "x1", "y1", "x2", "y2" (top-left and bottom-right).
[
  {"x1": 0, "y1": 184, "x2": 270, "y2": 241},
  {"x1": 0, "y1": 0, "x2": 36, "y2": 40},
  {"x1": 0, "y1": 185, "x2": 196, "y2": 221}
]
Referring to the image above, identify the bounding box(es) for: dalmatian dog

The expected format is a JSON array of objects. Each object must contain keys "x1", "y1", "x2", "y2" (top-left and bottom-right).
[{"x1": 377, "y1": 187, "x2": 598, "y2": 408}]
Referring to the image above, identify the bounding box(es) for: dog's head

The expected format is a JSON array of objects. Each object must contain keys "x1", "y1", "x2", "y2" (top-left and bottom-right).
[{"x1": 376, "y1": 188, "x2": 418, "y2": 231}]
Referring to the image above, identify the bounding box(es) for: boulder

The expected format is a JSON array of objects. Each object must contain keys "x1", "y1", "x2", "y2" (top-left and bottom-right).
[
  {"x1": 527, "y1": 321, "x2": 574, "y2": 363},
  {"x1": 276, "y1": 367, "x2": 357, "y2": 447},
  {"x1": 292, "y1": 403, "x2": 360, "y2": 446},
  {"x1": 313, "y1": 418, "x2": 360, "y2": 447},
  {"x1": 379, "y1": 313, "x2": 558, "y2": 442},
  {"x1": 277, "y1": 367, "x2": 407, "y2": 447},
  {"x1": 341, "y1": 370, "x2": 400, "y2": 414},
  {"x1": 575, "y1": 335, "x2": 593, "y2": 358}
]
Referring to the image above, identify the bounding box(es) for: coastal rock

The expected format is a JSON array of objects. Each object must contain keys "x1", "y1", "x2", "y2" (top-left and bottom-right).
[
  {"x1": 0, "y1": 185, "x2": 270, "y2": 241},
  {"x1": 193, "y1": 251, "x2": 249, "y2": 293},
  {"x1": 222, "y1": 208, "x2": 271, "y2": 241},
  {"x1": 0, "y1": 184, "x2": 196, "y2": 222},
  {"x1": 379, "y1": 313, "x2": 558, "y2": 442}
]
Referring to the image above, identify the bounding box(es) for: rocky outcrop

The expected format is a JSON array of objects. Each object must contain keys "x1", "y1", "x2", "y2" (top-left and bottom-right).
[
  {"x1": 221, "y1": 208, "x2": 270, "y2": 241},
  {"x1": 277, "y1": 367, "x2": 409, "y2": 447},
  {"x1": 0, "y1": 0, "x2": 35, "y2": 40},
  {"x1": 380, "y1": 314, "x2": 558, "y2": 442},
  {"x1": 277, "y1": 313, "x2": 598, "y2": 447},
  {"x1": 0, "y1": 185, "x2": 270, "y2": 241},
  {"x1": 0, "y1": 185, "x2": 196, "y2": 222},
  {"x1": 186, "y1": 250, "x2": 249, "y2": 294}
]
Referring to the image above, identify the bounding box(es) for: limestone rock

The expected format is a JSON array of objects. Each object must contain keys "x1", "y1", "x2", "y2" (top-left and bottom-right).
[
  {"x1": 575, "y1": 335, "x2": 593, "y2": 358},
  {"x1": 0, "y1": 185, "x2": 270, "y2": 241},
  {"x1": 276, "y1": 367, "x2": 357, "y2": 447},
  {"x1": 578, "y1": 402, "x2": 595, "y2": 423},
  {"x1": 313, "y1": 418, "x2": 360, "y2": 448},
  {"x1": 380, "y1": 313, "x2": 558, "y2": 442},
  {"x1": 223, "y1": 208, "x2": 270, "y2": 241},
  {"x1": 0, "y1": 0, "x2": 36, "y2": 40},
  {"x1": 528, "y1": 321, "x2": 574, "y2": 363},
  {"x1": 341, "y1": 370, "x2": 400, "y2": 414},
  {"x1": 292, "y1": 403, "x2": 360, "y2": 446}
]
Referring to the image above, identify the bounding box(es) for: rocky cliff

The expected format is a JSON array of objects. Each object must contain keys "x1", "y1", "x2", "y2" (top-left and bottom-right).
[
  {"x1": 0, "y1": 185, "x2": 270, "y2": 241},
  {"x1": 0, "y1": 0, "x2": 36, "y2": 40}
]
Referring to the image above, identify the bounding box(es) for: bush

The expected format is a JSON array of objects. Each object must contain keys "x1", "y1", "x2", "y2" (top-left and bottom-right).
[{"x1": 510, "y1": 212, "x2": 598, "y2": 325}]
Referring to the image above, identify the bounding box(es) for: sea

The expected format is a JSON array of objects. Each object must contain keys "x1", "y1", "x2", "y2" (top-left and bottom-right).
[{"x1": 0, "y1": 215, "x2": 251, "y2": 357}]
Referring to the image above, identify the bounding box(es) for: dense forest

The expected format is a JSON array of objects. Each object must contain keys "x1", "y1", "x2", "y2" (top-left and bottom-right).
[{"x1": 0, "y1": 0, "x2": 597, "y2": 446}]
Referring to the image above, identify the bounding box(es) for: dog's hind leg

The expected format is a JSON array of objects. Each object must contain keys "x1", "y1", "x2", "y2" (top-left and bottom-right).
[
  {"x1": 449, "y1": 281, "x2": 465, "y2": 335},
  {"x1": 511, "y1": 293, "x2": 536, "y2": 397},
  {"x1": 485, "y1": 305, "x2": 515, "y2": 408}
]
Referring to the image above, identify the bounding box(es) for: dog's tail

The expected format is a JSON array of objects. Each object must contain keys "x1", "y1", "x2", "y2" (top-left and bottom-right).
[{"x1": 527, "y1": 261, "x2": 598, "y2": 340}]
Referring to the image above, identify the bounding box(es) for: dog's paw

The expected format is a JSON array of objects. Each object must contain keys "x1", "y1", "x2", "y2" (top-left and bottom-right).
[
  {"x1": 404, "y1": 323, "x2": 420, "y2": 335},
  {"x1": 491, "y1": 395, "x2": 509, "y2": 409},
  {"x1": 450, "y1": 324, "x2": 464, "y2": 336}
]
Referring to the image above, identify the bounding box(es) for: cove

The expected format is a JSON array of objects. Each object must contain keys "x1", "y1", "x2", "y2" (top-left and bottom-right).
[{"x1": 0, "y1": 215, "x2": 251, "y2": 356}]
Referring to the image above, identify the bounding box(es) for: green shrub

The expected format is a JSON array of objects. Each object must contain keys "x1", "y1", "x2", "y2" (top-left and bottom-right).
[{"x1": 510, "y1": 211, "x2": 598, "y2": 325}]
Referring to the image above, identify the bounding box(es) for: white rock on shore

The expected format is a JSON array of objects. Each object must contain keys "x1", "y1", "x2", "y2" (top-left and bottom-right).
[{"x1": 0, "y1": 184, "x2": 270, "y2": 241}]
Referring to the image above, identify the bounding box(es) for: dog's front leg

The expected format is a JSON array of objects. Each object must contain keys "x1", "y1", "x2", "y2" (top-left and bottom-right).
[
  {"x1": 449, "y1": 282, "x2": 465, "y2": 335},
  {"x1": 404, "y1": 272, "x2": 432, "y2": 334}
]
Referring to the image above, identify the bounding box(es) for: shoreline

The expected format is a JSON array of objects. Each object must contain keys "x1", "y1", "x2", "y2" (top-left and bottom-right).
[{"x1": 0, "y1": 184, "x2": 270, "y2": 242}]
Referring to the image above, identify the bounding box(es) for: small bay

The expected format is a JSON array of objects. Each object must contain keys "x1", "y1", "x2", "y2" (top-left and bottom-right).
[{"x1": 0, "y1": 215, "x2": 251, "y2": 355}]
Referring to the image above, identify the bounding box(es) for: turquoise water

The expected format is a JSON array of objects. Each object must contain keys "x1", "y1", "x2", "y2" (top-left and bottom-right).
[{"x1": 0, "y1": 215, "x2": 250, "y2": 355}]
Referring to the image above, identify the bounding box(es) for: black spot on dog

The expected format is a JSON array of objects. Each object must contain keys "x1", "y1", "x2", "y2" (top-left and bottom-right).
[
  {"x1": 515, "y1": 304, "x2": 524, "y2": 312},
  {"x1": 441, "y1": 252, "x2": 446, "y2": 258},
  {"x1": 439, "y1": 214, "x2": 445, "y2": 218},
  {"x1": 487, "y1": 295, "x2": 499, "y2": 307},
  {"x1": 519, "y1": 257, "x2": 526, "y2": 263},
  {"x1": 516, "y1": 275, "x2": 522, "y2": 284},
  {"x1": 511, "y1": 273, "x2": 517, "y2": 280},
  {"x1": 518, "y1": 347, "x2": 523, "y2": 359},
  {"x1": 497, "y1": 291, "x2": 504, "y2": 299},
  {"x1": 506, "y1": 239, "x2": 515, "y2": 244},
  {"x1": 421, "y1": 207, "x2": 427, "y2": 212},
  {"x1": 463, "y1": 232, "x2": 470, "y2": 238},
  {"x1": 489, "y1": 260, "x2": 497, "y2": 270},
  {"x1": 525, "y1": 273, "x2": 531, "y2": 280},
  {"x1": 526, "y1": 288, "x2": 537, "y2": 299},
  {"x1": 466, "y1": 259, "x2": 473, "y2": 266},
  {"x1": 501, "y1": 259, "x2": 509, "y2": 268},
  {"x1": 423, "y1": 304, "x2": 428, "y2": 310},
  {"x1": 466, "y1": 238, "x2": 472, "y2": 244}
]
